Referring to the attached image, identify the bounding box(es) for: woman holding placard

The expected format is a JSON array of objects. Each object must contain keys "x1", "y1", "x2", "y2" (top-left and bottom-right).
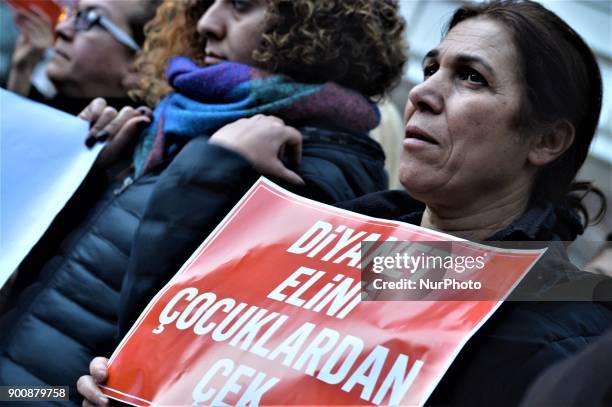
[
  {"x1": 1, "y1": 0, "x2": 407, "y2": 403},
  {"x1": 78, "y1": 0, "x2": 612, "y2": 405}
]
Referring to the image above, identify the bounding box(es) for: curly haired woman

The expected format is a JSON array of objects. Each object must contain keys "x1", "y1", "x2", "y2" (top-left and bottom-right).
[
  {"x1": 132, "y1": 0, "x2": 405, "y2": 106},
  {"x1": 0, "y1": 0, "x2": 407, "y2": 403}
]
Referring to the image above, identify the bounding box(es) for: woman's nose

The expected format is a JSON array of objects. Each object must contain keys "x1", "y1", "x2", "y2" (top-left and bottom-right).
[
  {"x1": 407, "y1": 75, "x2": 444, "y2": 115},
  {"x1": 197, "y1": 2, "x2": 224, "y2": 40},
  {"x1": 55, "y1": 15, "x2": 75, "y2": 41}
]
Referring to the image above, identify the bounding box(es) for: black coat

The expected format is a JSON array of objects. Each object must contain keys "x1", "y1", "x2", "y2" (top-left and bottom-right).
[
  {"x1": 0, "y1": 127, "x2": 387, "y2": 405},
  {"x1": 520, "y1": 327, "x2": 612, "y2": 407},
  {"x1": 119, "y1": 128, "x2": 387, "y2": 334},
  {"x1": 0, "y1": 168, "x2": 160, "y2": 405},
  {"x1": 337, "y1": 190, "x2": 612, "y2": 407}
]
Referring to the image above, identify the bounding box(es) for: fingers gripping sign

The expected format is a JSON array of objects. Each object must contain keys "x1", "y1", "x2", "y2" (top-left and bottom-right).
[
  {"x1": 77, "y1": 357, "x2": 110, "y2": 406},
  {"x1": 210, "y1": 115, "x2": 305, "y2": 185},
  {"x1": 78, "y1": 98, "x2": 153, "y2": 169}
]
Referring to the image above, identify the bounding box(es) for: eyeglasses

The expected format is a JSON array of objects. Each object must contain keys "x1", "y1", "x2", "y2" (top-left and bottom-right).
[{"x1": 61, "y1": 8, "x2": 141, "y2": 52}]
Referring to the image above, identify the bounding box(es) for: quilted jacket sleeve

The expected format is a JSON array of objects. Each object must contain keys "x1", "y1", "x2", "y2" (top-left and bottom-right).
[
  {"x1": 118, "y1": 128, "x2": 387, "y2": 336},
  {"x1": 118, "y1": 138, "x2": 258, "y2": 335},
  {"x1": 426, "y1": 301, "x2": 612, "y2": 406}
]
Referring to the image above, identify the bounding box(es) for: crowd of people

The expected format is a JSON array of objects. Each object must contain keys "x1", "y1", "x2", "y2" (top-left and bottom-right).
[{"x1": 1, "y1": 0, "x2": 611, "y2": 406}]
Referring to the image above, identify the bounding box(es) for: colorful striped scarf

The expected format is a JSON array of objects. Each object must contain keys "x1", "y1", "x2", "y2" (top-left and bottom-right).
[{"x1": 133, "y1": 57, "x2": 380, "y2": 176}]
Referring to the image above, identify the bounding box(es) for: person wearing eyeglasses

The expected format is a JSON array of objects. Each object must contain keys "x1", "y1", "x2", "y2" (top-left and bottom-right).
[{"x1": 7, "y1": 0, "x2": 160, "y2": 114}]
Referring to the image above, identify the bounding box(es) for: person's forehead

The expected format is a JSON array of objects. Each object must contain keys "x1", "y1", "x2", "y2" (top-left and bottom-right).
[
  {"x1": 78, "y1": 0, "x2": 137, "y2": 25},
  {"x1": 437, "y1": 18, "x2": 517, "y2": 66}
]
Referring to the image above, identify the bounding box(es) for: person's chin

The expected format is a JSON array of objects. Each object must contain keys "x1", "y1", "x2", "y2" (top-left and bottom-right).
[
  {"x1": 45, "y1": 68, "x2": 77, "y2": 97},
  {"x1": 399, "y1": 164, "x2": 439, "y2": 196},
  {"x1": 46, "y1": 60, "x2": 69, "y2": 83}
]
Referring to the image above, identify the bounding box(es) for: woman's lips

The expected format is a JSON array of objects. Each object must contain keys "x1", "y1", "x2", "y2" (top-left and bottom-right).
[
  {"x1": 404, "y1": 126, "x2": 439, "y2": 146},
  {"x1": 204, "y1": 53, "x2": 226, "y2": 65},
  {"x1": 52, "y1": 48, "x2": 70, "y2": 61},
  {"x1": 403, "y1": 126, "x2": 440, "y2": 152}
]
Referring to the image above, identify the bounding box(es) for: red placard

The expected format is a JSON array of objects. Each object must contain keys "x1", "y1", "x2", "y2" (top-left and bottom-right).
[{"x1": 102, "y1": 178, "x2": 545, "y2": 406}]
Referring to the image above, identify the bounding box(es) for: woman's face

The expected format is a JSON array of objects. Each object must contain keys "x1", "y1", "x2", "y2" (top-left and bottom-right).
[
  {"x1": 197, "y1": 0, "x2": 267, "y2": 66},
  {"x1": 400, "y1": 18, "x2": 536, "y2": 208},
  {"x1": 47, "y1": 0, "x2": 140, "y2": 98}
]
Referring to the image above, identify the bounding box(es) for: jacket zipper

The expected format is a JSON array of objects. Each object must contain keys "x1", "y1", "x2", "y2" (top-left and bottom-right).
[{"x1": 114, "y1": 176, "x2": 134, "y2": 196}]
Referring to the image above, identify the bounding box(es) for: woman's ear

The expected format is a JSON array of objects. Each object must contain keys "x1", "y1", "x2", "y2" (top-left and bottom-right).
[{"x1": 528, "y1": 120, "x2": 575, "y2": 167}]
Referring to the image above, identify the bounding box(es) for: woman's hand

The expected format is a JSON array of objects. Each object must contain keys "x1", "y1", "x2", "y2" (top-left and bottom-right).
[
  {"x1": 76, "y1": 357, "x2": 111, "y2": 406},
  {"x1": 12, "y1": 7, "x2": 53, "y2": 69},
  {"x1": 78, "y1": 98, "x2": 152, "y2": 169},
  {"x1": 210, "y1": 114, "x2": 305, "y2": 185},
  {"x1": 7, "y1": 7, "x2": 53, "y2": 95}
]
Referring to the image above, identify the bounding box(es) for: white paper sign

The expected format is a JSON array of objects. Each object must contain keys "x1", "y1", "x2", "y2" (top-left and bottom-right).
[{"x1": 0, "y1": 89, "x2": 103, "y2": 286}]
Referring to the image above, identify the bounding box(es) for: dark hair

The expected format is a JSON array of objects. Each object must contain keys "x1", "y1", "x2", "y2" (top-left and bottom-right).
[
  {"x1": 131, "y1": 0, "x2": 407, "y2": 106},
  {"x1": 447, "y1": 0, "x2": 605, "y2": 226},
  {"x1": 127, "y1": 0, "x2": 164, "y2": 47}
]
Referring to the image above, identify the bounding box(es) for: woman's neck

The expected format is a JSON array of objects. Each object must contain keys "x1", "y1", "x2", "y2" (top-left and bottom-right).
[{"x1": 420, "y1": 184, "x2": 531, "y2": 241}]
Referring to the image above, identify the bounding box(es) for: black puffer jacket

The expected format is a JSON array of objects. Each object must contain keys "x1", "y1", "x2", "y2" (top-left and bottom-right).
[
  {"x1": 0, "y1": 127, "x2": 386, "y2": 405},
  {"x1": 520, "y1": 327, "x2": 612, "y2": 407},
  {"x1": 0, "y1": 168, "x2": 160, "y2": 406},
  {"x1": 336, "y1": 190, "x2": 612, "y2": 407},
  {"x1": 119, "y1": 127, "x2": 386, "y2": 334}
]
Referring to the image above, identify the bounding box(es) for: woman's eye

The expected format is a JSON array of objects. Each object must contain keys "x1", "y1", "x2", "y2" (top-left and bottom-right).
[
  {"x1": 423, "y1": 64, "x2": 438, "y2": 78},
  {"x1": 458, "y1": 68, "x2": 488, "y2": 86},
  {"x1": 230, "y1": 0, "x2": 251, "y2": 12}
]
